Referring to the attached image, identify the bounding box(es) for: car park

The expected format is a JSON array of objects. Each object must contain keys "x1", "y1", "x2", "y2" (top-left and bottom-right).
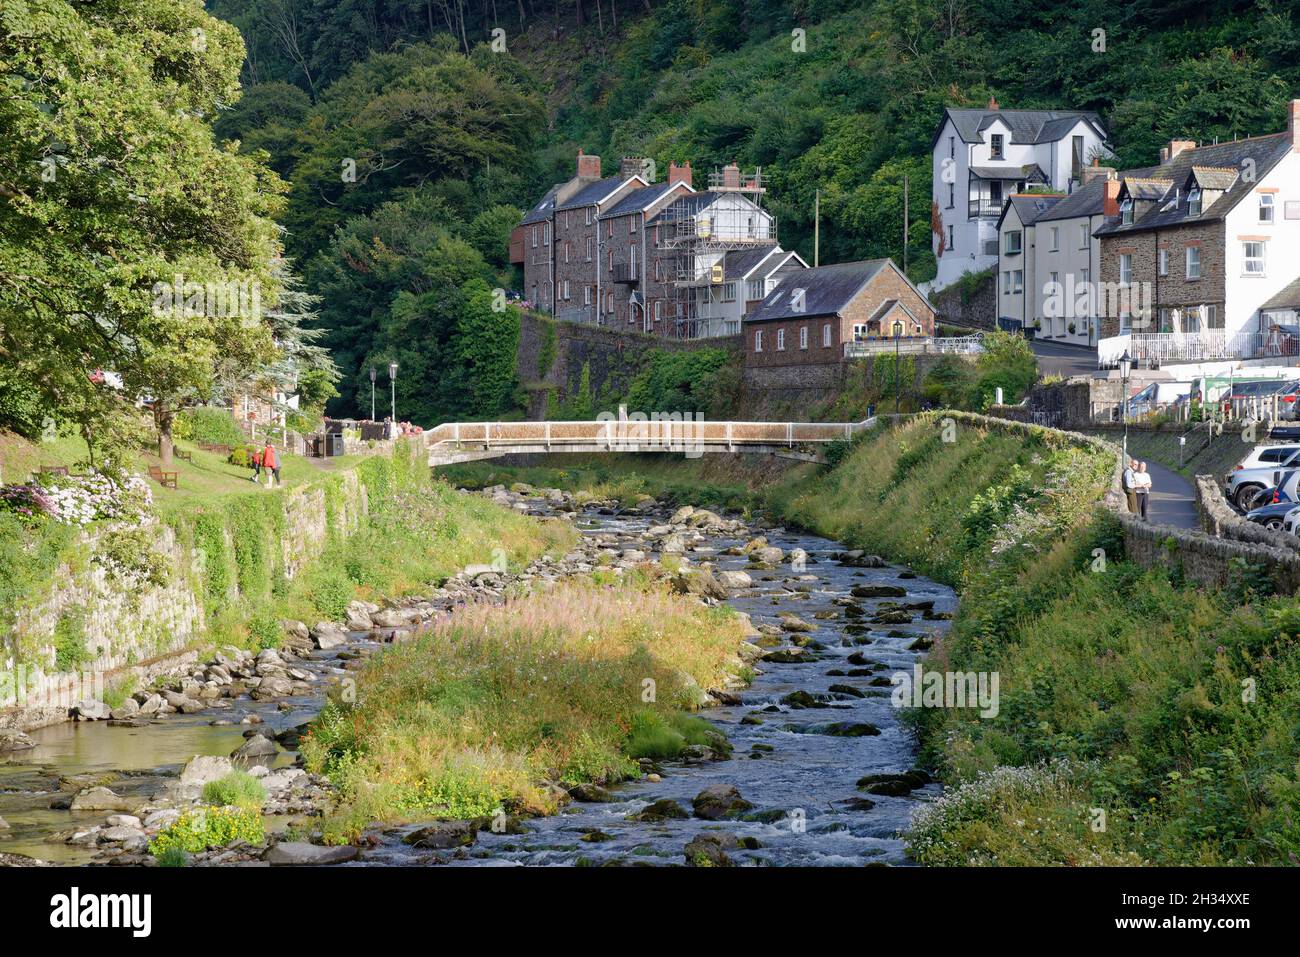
[
  {"x1": 1246, "y1": 501, "x2": 1296, "y2": 531},
  {"x1": 1225, "y1": 448, "x2": 1300, "y2": 510}
]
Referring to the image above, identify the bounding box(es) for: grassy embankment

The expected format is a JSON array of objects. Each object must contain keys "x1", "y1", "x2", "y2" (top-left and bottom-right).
[
  {"x1": 1079, "y1": 424, "x2": 1252, "y2": 482},
  {"x1": 1, "y1": 429, "x2": 572, "y2": 669},
  {"x1": 304, "y1": 578, "x2": 748, "y2": 841},
  {"x1": 770, "y1": 413, "x2": 1300, "y2": 866}
]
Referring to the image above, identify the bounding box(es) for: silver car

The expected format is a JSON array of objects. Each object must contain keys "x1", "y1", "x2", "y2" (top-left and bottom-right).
[{"x1": 1225, "y1": 448, "x2": 1300, "y2": 510}]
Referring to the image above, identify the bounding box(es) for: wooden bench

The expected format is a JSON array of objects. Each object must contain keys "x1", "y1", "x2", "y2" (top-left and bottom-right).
[
  {"x1": 197, "y1": 443, "x2": 231, "y2": 456},
  {"x1": 148, "y1": 465, "x2": 178, "y2": 489},
  {"x1": 174, "y1": 449, "x2": 193, "y2": 462}
]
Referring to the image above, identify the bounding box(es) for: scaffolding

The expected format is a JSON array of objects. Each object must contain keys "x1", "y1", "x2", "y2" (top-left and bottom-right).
[{"x1": 655, "y1": 165, "x2": 777, "y2": 339}]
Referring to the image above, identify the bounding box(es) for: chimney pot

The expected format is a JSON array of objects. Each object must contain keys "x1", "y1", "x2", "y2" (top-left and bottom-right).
[
  {"x1": 620, "y1": 156, "x2": 648, "y2": 180},
  {"x1": 988, "y1": 95, "x2": 999, "y2": 110},
  {"x1": 668, "y1": 161, "x2": 693, "y2": 188},
  {"x1": 723, "y1": 163, "x2": 741, "y2": 189},
  {"x1": 1167, "y1": 139, "x2": 1196, "y2": 161}
]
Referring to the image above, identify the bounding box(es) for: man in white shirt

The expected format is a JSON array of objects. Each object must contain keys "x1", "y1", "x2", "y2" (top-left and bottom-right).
[{"x1": 1122, "y1": 458, "x2": 1139, "y2": 514}]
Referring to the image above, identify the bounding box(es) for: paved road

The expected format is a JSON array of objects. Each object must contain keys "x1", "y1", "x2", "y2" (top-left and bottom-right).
[
  {"x1": 1123, "y1": 459, "x2": 1199, "y2": 529},
  {"x1": 1030, "y1": 339, "x2": 1097, "y2": 378}
]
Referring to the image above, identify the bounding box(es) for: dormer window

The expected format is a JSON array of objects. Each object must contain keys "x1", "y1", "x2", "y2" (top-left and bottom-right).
[
  {"x1": 990, "y1": 134, "x2": 1004, "y2": 160},
  {"x1": 1120, "y1": 198, "x2": 1133, "y2": 225},
  {"x1": 1188, "y1": 188, "x2": 1202, "y2": 217},
  {"x1": 1260, "y1": 194, "x2": 1275, "y2": 223}
]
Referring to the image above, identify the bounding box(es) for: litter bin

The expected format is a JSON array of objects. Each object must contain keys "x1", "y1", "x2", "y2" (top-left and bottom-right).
[{"x1": 328, "y1": 432, "x2": 345, "y2": 456}]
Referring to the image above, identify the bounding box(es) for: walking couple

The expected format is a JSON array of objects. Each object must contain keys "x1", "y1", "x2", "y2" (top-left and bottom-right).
[
  {"x1": 1123, "y1": 458, "x2": 1152, "y2": 520},
  {"x1": 250, "y1": 442, "x2": 282, "y2": 488}
]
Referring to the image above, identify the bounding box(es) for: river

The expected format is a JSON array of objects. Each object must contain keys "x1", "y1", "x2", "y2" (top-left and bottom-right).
[{"x1": 0, "y1": 495, "x2": 954, "y2": 867}]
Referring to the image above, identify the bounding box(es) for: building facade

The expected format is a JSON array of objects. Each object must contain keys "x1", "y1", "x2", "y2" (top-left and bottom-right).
[{"x1": 931, "y1": 99, "x2": 1110, "y2": 292}]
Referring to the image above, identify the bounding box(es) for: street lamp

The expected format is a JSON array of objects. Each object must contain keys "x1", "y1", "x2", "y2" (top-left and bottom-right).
[
  {"x1": 1118, "y1": 349, "x2": 1132, "y2": 461},
  {"x1": 388, "y1": 362, "x2": 399, "y2": 434},
  {"x1": 893, "y1": 319, "x2": 905, "y2": 413},
  {"x1": 369, "y1": 366, "x2": 376, "y2": 422}
]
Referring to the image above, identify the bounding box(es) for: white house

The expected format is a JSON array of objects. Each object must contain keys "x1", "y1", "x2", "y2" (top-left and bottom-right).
[
  {"x1": 931, "y1": 99, "x2": 1110, "y2": 291},
  {"x1": 995, "y1": 193, "x2": 1062, "y2": 335},
  {"x1": 689, "y1": 245, "x2": 807, "y2": 337}
]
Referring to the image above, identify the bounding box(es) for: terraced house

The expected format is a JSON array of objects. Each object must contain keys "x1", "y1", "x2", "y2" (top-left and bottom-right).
[
  {"x1": 514, "y1": 153, "x2": 803, "y2": 338},
  {"x1": 1095, "y1": 99, "x2": 1300, "y2": 366}
]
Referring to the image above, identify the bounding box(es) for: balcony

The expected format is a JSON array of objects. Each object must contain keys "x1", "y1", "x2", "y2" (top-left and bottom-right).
[
  {"x1": 1096, "y1": 331, "x2": 1279, "y2": 366},
  {"x1": 611, "y1": 262, "x2": 639, "y2": 285},
  {"x1": 969, "y1": 198, "x2": 1003, "y2": 219},
  {"x1": 843, "y1": 336, "x2": 984, "y2": 359}
]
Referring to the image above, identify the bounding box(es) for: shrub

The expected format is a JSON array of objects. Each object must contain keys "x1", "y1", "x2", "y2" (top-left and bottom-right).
[
  {"x1": 201, "y1": 771, "x2": 268, "y2": 810},
  {"x1": 154, "y1": 846, "x2": 189, "y2": 868},
  {"x1": 149, "y1": 806, "x2": 265, "y2": 858},
  {"x1": 624, "y1": 710, "x2": 726, "y2": 760},
  {"x1": 178, "y1": 407, "x2": 245, "y2": 447}
]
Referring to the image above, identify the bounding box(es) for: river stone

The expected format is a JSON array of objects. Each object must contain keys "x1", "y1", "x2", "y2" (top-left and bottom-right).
[
  {"x1": 568, "y1": 783, "x2": 615, "y2": 803},
  {"x1": 231, "y1": 736, "x2": 278, "y2": 760},
  {"x1": 71, "y1": 699, "x2": 110, "y2": 721},
  {"x1": 691, "y1": 784, "x2": 753, "y2": 820},
  {"x1": 716, "y1": 570, "x2": 753, "y2": 589},
  {"x1": 851, "y1": 584, "x2": 907, "y2": 598},
  {"x1": 106, "y1": 814, "x2": 142, "y2": 829},
  {"x1": 754, "y1": 546, "x2": 785, "y2": 564},
  {"x1": 176, "y1": 755, "x2": 235, "y2": 798},
  {"x1": 310, "y1": 622, "x2": 348, "y2": 650},
  {"x1": 70, "y1": 787, "x2": 133, "y2": 812},
  {"x1": 839, "y1": 551, "x2": 885, "y2": 568},
  {"x1": 371, "y1": 608, "x2": 404, "y2": 629},
  {"x1": 872, "y1": 610, "x2": 914, "y2": 624},
  {"x1": 143, "y1": 808, "x2": 181, "y2": 830},
  {"x1": 669, "y1": 505, "x2": 696, "y2": 524},
  {"x1": 260, "y1": 768, "x2": 307, "y2": 793},
  {"x1": 671, "y1": 569, "x2": 727, "y2": 600},
  {"x1": 264, "y1": 842, "x2": 360, "y2": 866},
  {"x1": 778, "y1": 613, "x2": 815, "y2": 633},
  {"x1": 402, "y1": 820, "x2": 477, "y2": 849},
  {"x1": 461, "y1": 564, "x2": 498, "y2": 578},
  {"x1": 100, "y1": 825, "x2": 148, "y2": 849},
  {"x1": 856, "y1": 770, "x2": 930, "y2": 796},
  {"x1": 685, "y1": 834, "x2": 734, "y2": 867},
  {"x1": 251, "y1": 675, "x2": 293, "y2": 700},
  {"x1": 631, "y1": 799, "x2": 689, "y2": 822},
  {"x1": 0, "y1": 730, "x2": 36, "y2": 753}
]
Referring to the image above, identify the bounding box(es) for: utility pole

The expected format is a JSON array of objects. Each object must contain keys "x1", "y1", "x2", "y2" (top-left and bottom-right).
[
  {"x1": 902, "y1": 174, "x2": 909, "y2": 274},
  {"x1": 814, "y1": 189, "x2": 820, "y2": 267},
  {"x1": 388, "y1": 362, "x2": 399, "y2": 435},
  {"x1": 369, "y1": 366, "x2": 376, "y2": 421}
]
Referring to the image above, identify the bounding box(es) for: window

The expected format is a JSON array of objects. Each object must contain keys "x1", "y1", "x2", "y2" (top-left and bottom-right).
[
  {"x1": 583, "y1": 286, "x2": 592, "y2": 306},
  {"x1": 562, "y1": 280, "x2": 570, "y2": 300},
  {"x1": 543, "y1": 223, "x2": 550, "y2": 246},
  {"x1": 1071, "y1": 135, "x2": 1084, "y2": 179},
  {"x1": 1004, "y1": 230, "x2": 1022, "y2": 255},
  {"x1": 1119, "y1": 253, "x2": 1132, "y2": 285},
  {"x1": 1205, "y1": 304, "x2": 1222, "y2": 329},
  {"x1": 630, "y1": 217, "x2": 637, "y2": 234},
  {"x1": 1050, "y1": 271, "x2": 1059, "y2": 289},
  {"x1": 853, "y1": 323, "x2": 867, "y2": 341},
  {"x1": 564, "y1": 243, "x2": 570, "y2": 264},
  {"x1": 531, "y1": 226, "x2": 538, "y2": 248},
  {"x1": 754, "y1": 330, "x2": 763, "y2": 353},
  {"x1": 1012, "y1": 270, "x2": 1023, "y2": 293},
  {"x1": 1003, "y1": 271, "x2": 1012, "y2": 294},
  {"x1": 1158, "y1": 248, "x2": 1168, "y2": 276},
  {"x1": 776, "y1": 329, "x2": 786, "y2": 351},
  {"x1": 1120, "y1": 198, "x2": 1133, "y2": 225},
  {"x1": 720, "y1": 282, "x2": 736, "y2": 302},
  {"x1": 799, "y1": 326, "x2": 808, "y2": 350},
  {"x1": 746, "y1": 280, "x2": 764, "y2": 300},
  {"x1": 1186, "y1": 246, "x2": 1201, "y2": 280},
  {"x1": 1079, "y1": 224, "x2": 1090, "y2": 249},
  {"x1": 1049, "y1": 227, "x2": 1059, "y2": 251},
  {"x1": 654, "y1": 300, "x2": 663, "y2": 320},
  {"x1": 1187, "y1": 188, "x2": 1202, "y2": 217},
  {"x1": 585, "y1": 237, "x2": 593, "y2": 261},
  {"x1": 946, "y1": 226, "x2": 954, "y2": 251},
  {"x1": 1260, "y1": 194, "x2": 1275, "y2": 223},
  {"x1": 989, "y1": 181, "x2": 1003, "y2": 207},
  {"x1": 1243, "y1": 241, "x2": 1266, "y2": 276},
  {"x1": 822, "y1": 323, "x2": 831, "y2": 347},
  {"x1": 990, "y1": 134, "x2": 1004, "y2": 159},
  {"x1": 585, "y1": 208, "x2": 593, "y2": 225},
  {"x1": 947, "y1": 183, "x2": 954, "y2": 209},
  {"x1": 607, "y1": 220, "x2": 613, "y2": 237},
  {"x1": 949, "y1": 135, "x2": 955, "y2": 159}
]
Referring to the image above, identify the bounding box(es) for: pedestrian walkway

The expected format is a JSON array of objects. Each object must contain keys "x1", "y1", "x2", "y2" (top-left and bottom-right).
[{"x1": 1137, "y1": 460, "x2": 1198, "y2": 529}]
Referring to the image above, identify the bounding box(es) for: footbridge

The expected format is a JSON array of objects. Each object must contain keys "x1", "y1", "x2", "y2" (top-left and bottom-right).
[{"x1": 425, "y1": 417, "x2": 876, "y2": 466}]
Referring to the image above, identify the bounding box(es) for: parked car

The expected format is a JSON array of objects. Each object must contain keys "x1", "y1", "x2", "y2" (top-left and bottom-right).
[
  {"x1": 1269, "y1": 424, "x2": 1300, "y2": 440},
  {"x1": 1246, "y1": 501, "x2": 1297, "y2": 531},
  {"x1": 1284, "y1": 504, "x2": 1300, "y2": 536},
  {"x1": 1220, "y1": 379, "x2": 1300, "y2": 420},
  {"x1": 1225, "y1": 447, "x2": 1300, "y2": 509}
]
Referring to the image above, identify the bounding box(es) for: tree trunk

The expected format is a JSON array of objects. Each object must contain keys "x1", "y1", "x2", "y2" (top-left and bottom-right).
[{"x1": 157, "y1": 407, "x2": 174, "y2": 466}]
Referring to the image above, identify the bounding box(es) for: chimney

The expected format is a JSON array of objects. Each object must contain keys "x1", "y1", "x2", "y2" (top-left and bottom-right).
[
  {"x1": 987, "y1": 95, "x2": 999, "y2": 110},
  {"x1": 722, "y1": 163, "x2": 741, "y2": 189},
  {"x1": 1159, "y1": 147, "x2": 1169, "y2": 164},
  {"x1": 620, "y1": 156, "x2": 648, "y2": 180},
  {"x1": 576, "y1": 150, "x2": 601, "y2": 180},
  {"x1": 1103, "y1": 179, "x2": 1121, "y2": 218},
  {"x1": 1290, "y1": 98, "x2": 1300, "y2": 152},
  {"x1": 1166, "y1": 139, "x2": 1196, "y2": 162},
  {"x1": 668, "y1": 161, "x2": 693, "y2": 188},
  {"x1": 1080, "y1": 163, "x2": 1116, "y2": 186}
]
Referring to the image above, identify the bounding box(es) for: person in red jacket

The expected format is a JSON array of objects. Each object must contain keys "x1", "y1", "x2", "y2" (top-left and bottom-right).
[
  {"x1": 262, "y1": 442, "x2": 281, "y2": 487},
  {"x1": 250, "y1": 446, "x2": 263, "y2": 482}
]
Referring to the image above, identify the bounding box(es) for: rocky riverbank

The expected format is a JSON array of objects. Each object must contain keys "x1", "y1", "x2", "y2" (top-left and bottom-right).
[{"x1": 1, "y1": 482, "x2": 951, "y2": 867}]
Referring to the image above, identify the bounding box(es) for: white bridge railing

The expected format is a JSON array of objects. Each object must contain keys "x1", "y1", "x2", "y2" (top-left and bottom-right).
[
  {"x1": 842, "y1": 335, "x2": 983, "y2": 359},
  {"x1": 426, "y1": 417, "x2": 874, "y2": 462}
]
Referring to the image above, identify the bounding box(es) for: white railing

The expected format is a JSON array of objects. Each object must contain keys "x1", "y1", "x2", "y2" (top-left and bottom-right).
[
  {"x1": 1098, "y1": 331, "x2": 1241, "y2": 365},
  {"x1": 843, "y1": 336, "x2": 983, "y2": 359}
]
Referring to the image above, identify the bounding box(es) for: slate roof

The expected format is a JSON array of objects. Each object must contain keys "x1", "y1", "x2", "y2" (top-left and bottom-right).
[
  {"x1": 723, "y1": 245, "x2": 782, "y2": 280},
  {"x1": 937, "y1": 108, "x2": 1106, "y2": 147},
  {"x1": 970, "y1": 163, "x2": 1048, "y2": 181},
  {"x1": 745, "y1": 259, "x2": 929, "y2": 324},
  {"x1": 520, "y1": 185, "x2": 560, "y2": 225},
  {"x1": 1032, "y1": 166, "x2": 1159, "y2": 222},
  {"x1": 865, "y1": 299, "x2": 919, "y2": 327},
  {"x1": 647, "y1": 191, "x2": 723, "y2": 224},
  {"x1": 598, "y1": 181, "x2": 689, "y2": 219},
  {"x1": 555, "y1": 175, "x2": 640, "y2": 211},
  {"x1": 1262, "y1": 275, "x2": 1300, "y2": 312},
  {"x1": 1189, "y1": 166, "x2": 1240, "y2": 191},
  {"x1": 1096, "y1": 133, "x2": 1292, "y2": 237},
  {"x1": 997, "y1": 194, "x2": 1063, "y2": 229}
]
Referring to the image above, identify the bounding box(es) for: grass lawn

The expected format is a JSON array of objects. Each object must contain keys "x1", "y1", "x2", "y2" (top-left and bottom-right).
[{"x1": 0, "y1": 430, "x2": 363, "y2": 517}]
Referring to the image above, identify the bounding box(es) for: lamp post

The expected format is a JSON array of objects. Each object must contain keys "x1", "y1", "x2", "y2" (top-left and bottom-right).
[
  {"x1": 1119, "y1": 349, "x2": 1132, "y2": 461},
  {"x1": 893, "y1": 319, "x2": 904, "y2": 413},
  {"x1": 388, "y1": 362, "x2": 399, "y2": 435},
  {"x1": 369, "y1": 366, "x2": 376, "y2": 422}
]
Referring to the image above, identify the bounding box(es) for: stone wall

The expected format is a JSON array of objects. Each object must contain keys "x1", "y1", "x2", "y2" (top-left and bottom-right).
[
  {"x1": 930, "y1": 270, "x2": 997, "y2": 330},
  {"x1": 517, "y1": 312, "x2": 742, "y2": 419},
  {"x1": 1, "y1": 468, "x2": 372, "y2": 729}
]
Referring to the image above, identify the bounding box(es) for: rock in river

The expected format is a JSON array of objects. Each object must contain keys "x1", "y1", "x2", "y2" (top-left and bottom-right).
[
  {"x1": 264, "y1": 842, "x2": 360, "y2": 866},
  {"x1": 402, "y1": 820, "x2": 478, "y2": 849},
  {"x1": 692, "y1": 784, "x2": 753, "y2": 820}
]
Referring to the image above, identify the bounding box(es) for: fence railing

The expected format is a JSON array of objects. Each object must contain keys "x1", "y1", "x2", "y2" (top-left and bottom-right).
[{"x1": 843, "y1": 335, "x2": 983, "y2": 359}]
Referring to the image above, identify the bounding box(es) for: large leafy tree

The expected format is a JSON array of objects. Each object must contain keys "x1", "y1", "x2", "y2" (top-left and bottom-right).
[{"x1": 0, "y1": 0, "x2": 285, "y2": 462}]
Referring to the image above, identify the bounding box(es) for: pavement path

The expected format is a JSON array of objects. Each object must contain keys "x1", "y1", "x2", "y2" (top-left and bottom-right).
[
  {"x1": 1122, "y1": 459, "x2": 1199, "y2": 529},
  {"x1": 1030, "y1": 338, "x2": 1097, "y2": 379}
]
